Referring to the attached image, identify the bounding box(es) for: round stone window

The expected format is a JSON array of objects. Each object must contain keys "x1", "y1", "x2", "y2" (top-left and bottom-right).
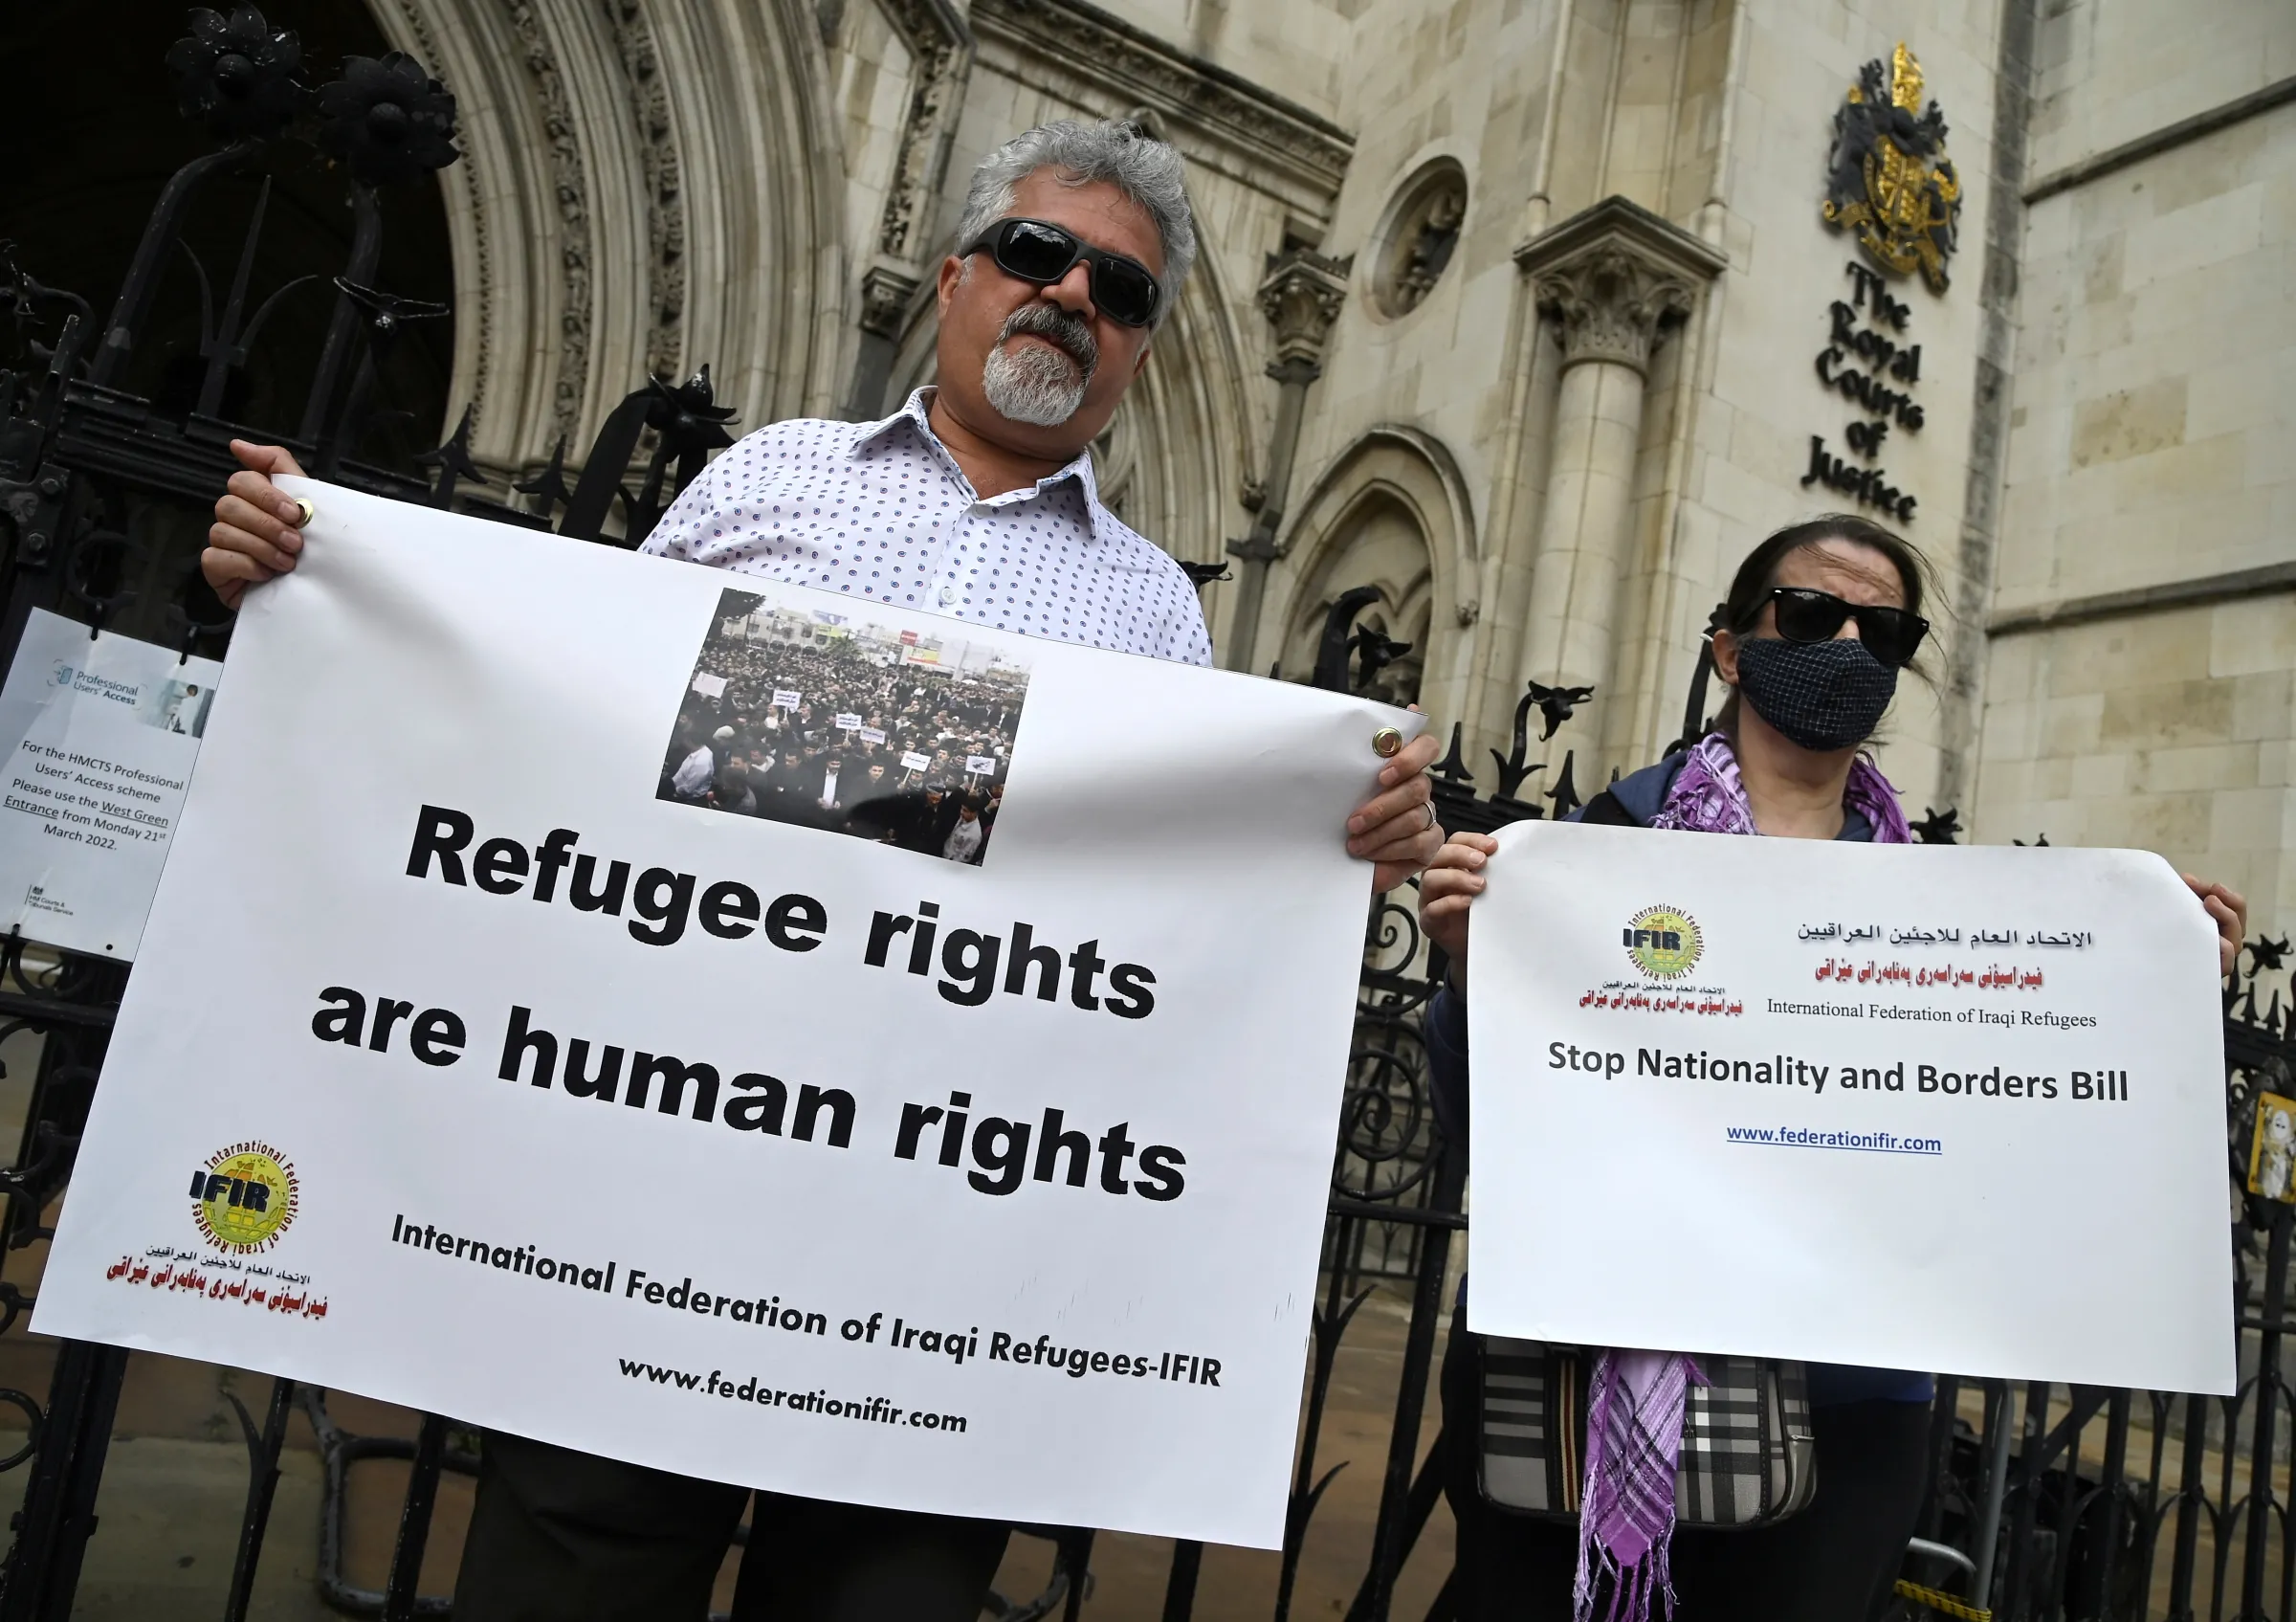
[{"x1": 1370, "y1": 159, "x2": 1468, "y2": 319}]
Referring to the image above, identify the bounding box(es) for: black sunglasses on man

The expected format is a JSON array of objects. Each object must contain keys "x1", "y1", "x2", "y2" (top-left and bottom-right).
[{"x1": 961, "y1": 217, "x2": 1162, "y2": 328}]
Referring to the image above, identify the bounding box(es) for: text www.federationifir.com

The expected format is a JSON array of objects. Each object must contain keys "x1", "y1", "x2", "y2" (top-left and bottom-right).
[
  {"x1": 618, "y1": 1358, "x2": 967, "y2": 1433},
  {"x1": 1725, "y1": 1125, "x2": 1943, "y2": 1155}
]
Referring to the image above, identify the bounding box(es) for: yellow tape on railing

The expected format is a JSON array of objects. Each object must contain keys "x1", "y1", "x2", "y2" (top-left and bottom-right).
[{"x1": 1893, "y1": 1577, "x2": 1992, "y2": 1621}]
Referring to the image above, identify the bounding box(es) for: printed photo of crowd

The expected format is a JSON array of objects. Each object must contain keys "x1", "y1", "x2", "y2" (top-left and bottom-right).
[{"x1": 658, "y1": 589, "x2": 1032, "y2": 865}]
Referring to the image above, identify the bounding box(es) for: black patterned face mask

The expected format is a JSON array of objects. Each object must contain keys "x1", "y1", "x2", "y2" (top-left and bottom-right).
[{"x1": 1733, "y1": 635, "x2": 1898, "y2": 752}]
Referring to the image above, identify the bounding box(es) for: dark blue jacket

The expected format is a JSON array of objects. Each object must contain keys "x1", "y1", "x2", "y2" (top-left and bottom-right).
[{"x1": 1426, "y1": 751, "x2": 1932, "y2": 1406}]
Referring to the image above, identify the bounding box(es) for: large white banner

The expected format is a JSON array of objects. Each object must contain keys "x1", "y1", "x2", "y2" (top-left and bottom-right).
[
  {"x1": 1466, "y1": 819, "x2": 2234, "y2": 1395},
  {"x1": 0, "y1": 610, "x2": 221, "y2": 959},
  {"x1": 35, "y1": 481, "x2": 1420, "y2": 1547}
]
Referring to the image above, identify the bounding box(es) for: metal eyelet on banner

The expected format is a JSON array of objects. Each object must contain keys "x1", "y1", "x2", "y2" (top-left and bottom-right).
[
  {"x1": 292, "y1": 498, "x2": 316, "y2": 529},
  {"x1": 1371, "y1": 726, "x2": 1402, "y2": 759}
]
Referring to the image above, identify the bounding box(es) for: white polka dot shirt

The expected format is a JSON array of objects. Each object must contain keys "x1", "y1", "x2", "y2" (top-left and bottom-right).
[{"x1": 642, "y1": 389, "x2": 1213, "y2": 667}]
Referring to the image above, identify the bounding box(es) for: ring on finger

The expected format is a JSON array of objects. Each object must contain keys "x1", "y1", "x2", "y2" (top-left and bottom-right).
[{"x1": 1422, "y1": 800, "x2": 1437, "y2": 833}]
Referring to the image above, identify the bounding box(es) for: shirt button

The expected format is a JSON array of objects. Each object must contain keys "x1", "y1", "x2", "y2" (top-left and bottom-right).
[{"x1": 938, "y1": 584, "x2": 957, "y2": 607}]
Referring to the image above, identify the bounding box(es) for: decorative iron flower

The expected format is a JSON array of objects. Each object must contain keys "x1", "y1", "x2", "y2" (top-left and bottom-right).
[
  {"x1": 316, "y1": 53, "x2": 459, "y2": 189},
  {"x1": 165, "y1": 7, "x2": 305, "y2": 144},
  {"x1": 647, "y1": 366, "x2": 740, "y2": 455}
]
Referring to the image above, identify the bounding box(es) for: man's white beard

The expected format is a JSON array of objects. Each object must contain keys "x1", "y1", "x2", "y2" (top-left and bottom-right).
[{"x1": 982, "y1": 339, "x2": 1090, "y2": 427}]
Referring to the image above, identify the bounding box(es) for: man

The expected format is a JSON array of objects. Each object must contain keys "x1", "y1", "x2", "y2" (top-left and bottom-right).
[
  {"x1": 896, "y1": 782, "x2": 955, "y2": 855},
  {"x1": 205, "y1": 117, "x2": 1440, "y2": 1622},
  {"x1": 941, "y1": 793, "x2": 987, "y2": 864},
  {"x1": 815, "y1": 752, "x2": 848, "y2": 821},
  {"x1": 666, "y1": 725, "x2": 715, "y2": 803},
  {"x1": 709, "y1": 758, "x2": 758, "y2": 816},
  {"x1": 163, "y1": 682, "x2": 205, "y2": 733},
  {"x1": 757, "y1": 747, "x2": 811, "y2": 826}
]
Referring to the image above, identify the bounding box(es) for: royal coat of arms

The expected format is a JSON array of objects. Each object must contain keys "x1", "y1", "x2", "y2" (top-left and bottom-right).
[{"x1": 1821, "y1": 43, "x2": 1961, "y2": 293}]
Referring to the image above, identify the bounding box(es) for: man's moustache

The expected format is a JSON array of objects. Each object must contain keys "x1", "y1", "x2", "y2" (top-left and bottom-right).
[{"x1": 999, "y1": 306, "x2": 1096, "y2": 372}]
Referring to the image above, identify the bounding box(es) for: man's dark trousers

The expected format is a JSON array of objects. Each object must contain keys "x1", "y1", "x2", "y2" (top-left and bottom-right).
[{"x1": 453, "y1": 1432, "x2": 1011, "y2": 1621}]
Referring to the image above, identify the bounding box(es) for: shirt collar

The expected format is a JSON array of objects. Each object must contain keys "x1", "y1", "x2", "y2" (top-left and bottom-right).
[{"x1": 850, "y1": 388, "x2": 1118, "y2": 545}]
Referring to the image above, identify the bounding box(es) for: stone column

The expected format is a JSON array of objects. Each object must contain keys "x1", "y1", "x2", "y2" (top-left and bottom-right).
[
  {"x1": 1510, "y1": 198, "x2": 1724, "y2": 739},
  {"x1": 1224, "y1": 248, "x2": 1350, "y2": 673},
  {"x1": 841, "y1": 264, "x2": 921, "y2": 421}
]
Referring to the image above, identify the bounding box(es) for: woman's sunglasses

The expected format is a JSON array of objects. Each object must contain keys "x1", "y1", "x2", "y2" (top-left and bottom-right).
[
  {"x1": 1747, "y1": 588, "x2": 1930, "y2": 667},
  {"x1": 960, "y1": 218, "x2": 1161, "y2": 328}
]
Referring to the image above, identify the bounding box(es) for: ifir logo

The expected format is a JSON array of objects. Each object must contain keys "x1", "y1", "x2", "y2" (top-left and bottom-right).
[
  {"x1": 1623, "y1": 905, "x2": 1703, "y2": 981},
  {"x1": 188, "y1": 1141, "x2": 300, "y2": 1254}
]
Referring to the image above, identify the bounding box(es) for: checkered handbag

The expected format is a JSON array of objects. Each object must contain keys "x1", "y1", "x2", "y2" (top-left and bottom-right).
[{"x1": 1477, "y1": 1339, "x2": 1817, "y2": 1526}]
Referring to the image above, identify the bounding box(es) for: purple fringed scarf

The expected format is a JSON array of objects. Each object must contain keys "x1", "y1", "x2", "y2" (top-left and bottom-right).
[
  {"x1": 1575, "y1": 1350, "x2": 1705, "y2": 1622},
  {"x1": 1646, "y1": 731, "x2": 1912, "y2": 844},
  {"x1": 1571, "y1": 733, "x2": 1910, "y2": 1622}
]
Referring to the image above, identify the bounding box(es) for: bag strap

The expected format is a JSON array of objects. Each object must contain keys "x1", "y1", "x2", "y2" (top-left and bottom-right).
[{"x1": 1575, "y1": 789, "x2": 1640, "y2": 827}]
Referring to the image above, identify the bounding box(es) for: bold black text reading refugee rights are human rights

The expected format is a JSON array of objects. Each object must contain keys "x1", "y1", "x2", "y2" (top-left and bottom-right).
[{"x1": 299, "y1": 811, "x2": 1195, "y2": 1206}]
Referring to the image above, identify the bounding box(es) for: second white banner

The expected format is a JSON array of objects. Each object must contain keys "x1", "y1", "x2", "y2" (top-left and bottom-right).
[{"x1": 1466, "y1": 819, "x2": 2232, "y2": 1394}]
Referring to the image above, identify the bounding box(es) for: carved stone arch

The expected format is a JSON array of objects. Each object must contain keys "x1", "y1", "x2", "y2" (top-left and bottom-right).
[
  {"x1": 1271, "y1": 429, "x2": 1479, "y2": 715},
  {"x1": 651, "y1": 0, "x2": 848, "y2": 425},
  {"x1": 367, "y1": 0, "x2": 843, "y2": 476}
]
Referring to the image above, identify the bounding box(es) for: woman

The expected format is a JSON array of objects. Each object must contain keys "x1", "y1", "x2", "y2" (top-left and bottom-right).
[{"x1": 1419, "y1": 515, "x2": 2246, "y2": 1621}]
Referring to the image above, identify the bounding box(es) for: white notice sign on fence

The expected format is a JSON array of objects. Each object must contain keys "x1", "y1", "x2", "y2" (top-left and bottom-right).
[{"x1": 0, "y1": 609, "x2": 222, "y2": 959}]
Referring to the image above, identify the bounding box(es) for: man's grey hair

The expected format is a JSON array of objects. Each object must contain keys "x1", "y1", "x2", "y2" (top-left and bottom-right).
[{"x1": 953, "y1": 120, "x2": 1197, "y2": 325}]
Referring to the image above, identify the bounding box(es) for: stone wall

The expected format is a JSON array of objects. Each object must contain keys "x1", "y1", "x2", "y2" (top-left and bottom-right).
[
  {"x1": 1977, "y1": 0, "x2": 2296, "y2": 931},
  {"x1": 1233, "y1": 0, "x2": 2008, "y2": 815}
]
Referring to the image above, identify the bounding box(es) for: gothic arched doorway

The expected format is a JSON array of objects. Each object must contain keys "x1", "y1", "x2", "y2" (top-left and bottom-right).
[
  {"x1": 1278, "y1": 490, "x2": 1435, "y2": 707},
  {"x1": 1271, "y1": 429, "x2": 1479, "y2": 715}
]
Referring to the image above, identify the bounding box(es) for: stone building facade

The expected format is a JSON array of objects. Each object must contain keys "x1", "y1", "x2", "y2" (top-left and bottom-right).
[{"x1": 360, "y1": 0, "x2": 2292, "y2": 930}]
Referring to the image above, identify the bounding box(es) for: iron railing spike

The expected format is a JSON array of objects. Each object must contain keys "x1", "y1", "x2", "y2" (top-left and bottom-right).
[
  {"x1": 195, "y1": 175, "x2": 274, "y2": 418},
  {"x1": 1546, "y1": 750, "x2": 1581, "y2": 819},
  {"x1": 1430, "y1": 721, "x2": 1472, "y2": 785},
  {"x1": 515, "y1": 435, "x2": 572, "y2": 521},
  {"x1": 416, "y1": 402, "x2": 484, "y2": 508},
  {"x1": 1312, "y1": 586, "x2": 1382, "y2": 692}
]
